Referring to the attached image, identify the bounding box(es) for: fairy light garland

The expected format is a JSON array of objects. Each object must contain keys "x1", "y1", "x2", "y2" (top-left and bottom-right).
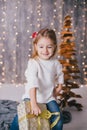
[
  {"x1": 79, "y1": 0, "x2": 87, "y2": 83},
  {"x1": 26, "y1": 3, "x2": 33, "y2": 60},
  {"x1": 56, "y1": 0, "x2": 64, "y2": 43},
  {"x1": 0, "y1": 0, "x2": 87, "y2": 87},
  {"x1": 36, "y1": 0, "x2": 42, "y2": 28},
  {"x1": 0, "y1": 1, "x2": 7, "y2": 86},
  {"x1": 12, "y1": 1, "x2": 18, "y2": 84},
  {"x1": 83, "y1": 1, "x2": 87, "y2": 83}
]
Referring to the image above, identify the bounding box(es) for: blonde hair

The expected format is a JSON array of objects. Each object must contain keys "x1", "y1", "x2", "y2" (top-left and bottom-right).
[{"x1": 32, "y1": 28, "x2": 58, "y2": 58}]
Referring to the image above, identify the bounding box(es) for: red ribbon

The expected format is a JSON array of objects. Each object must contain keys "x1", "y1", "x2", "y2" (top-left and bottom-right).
[{"x1": 32, "y1": 32, "x2": 38, "y2": 38}]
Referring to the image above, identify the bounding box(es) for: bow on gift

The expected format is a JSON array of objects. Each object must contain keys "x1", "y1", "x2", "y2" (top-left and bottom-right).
[{"x1": 19, "y1": 109, "x2": 60, "y2": 130}]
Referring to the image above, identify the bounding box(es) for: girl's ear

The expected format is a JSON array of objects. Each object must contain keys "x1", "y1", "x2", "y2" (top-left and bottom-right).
[
  {"x1": 32, "y1": 44, "x2": 38, "y2": 58},
  {"x1": 35, "y1": 44, "x2": 37, "y2": 51},
  {"x1": 53, "y1": 45, "x2": 57, "y2": 55},
  {"x1": 54, "y1": 45, "x2": 57, "y2": 51}
]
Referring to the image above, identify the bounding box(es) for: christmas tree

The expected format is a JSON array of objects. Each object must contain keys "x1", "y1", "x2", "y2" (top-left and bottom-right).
[{"x1": 58, "y1": 15, "x2": 83, "y2": 111}]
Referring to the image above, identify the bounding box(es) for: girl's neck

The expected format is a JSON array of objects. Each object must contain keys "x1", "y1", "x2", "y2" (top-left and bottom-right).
[{"x1": 37, "y1": 56, "x2": 54, "y2": 61}]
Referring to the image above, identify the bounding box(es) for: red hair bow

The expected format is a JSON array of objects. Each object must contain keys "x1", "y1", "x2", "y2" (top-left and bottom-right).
[{"x1": 32, "y1": 32, "x2": 38, "y2": 38}]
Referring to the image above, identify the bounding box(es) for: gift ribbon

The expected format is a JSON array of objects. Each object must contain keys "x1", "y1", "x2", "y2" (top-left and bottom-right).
[{"x1": 19, "y1": 109, "x2": 60, "y2": 130}]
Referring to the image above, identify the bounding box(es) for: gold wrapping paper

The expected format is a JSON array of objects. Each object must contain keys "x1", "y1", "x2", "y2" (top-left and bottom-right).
[
  {"x1": 17, "y1": 101, "x2": 60, "y2": 130},
  {"x1": 17, "y1": 101, "x2": 50, "y2": 130}
]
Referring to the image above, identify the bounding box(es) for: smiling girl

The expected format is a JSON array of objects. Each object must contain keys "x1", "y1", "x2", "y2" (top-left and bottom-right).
[
  {"x1": 10, "y1": 28, "x2": 64, "y2": 130},
  {"x1": 23, "y1": 28, "x2": 64, "y2": 130}
]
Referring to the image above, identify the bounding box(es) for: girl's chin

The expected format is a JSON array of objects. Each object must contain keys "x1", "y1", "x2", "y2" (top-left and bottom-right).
[{"x1": 40, "y1": 56, "x2": 51, "y2": 60}]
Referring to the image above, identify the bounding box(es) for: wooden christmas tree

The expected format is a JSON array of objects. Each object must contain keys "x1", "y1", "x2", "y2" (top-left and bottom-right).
[{"x1": 58, "y1": 15, "x2": 83, "y2": 111}]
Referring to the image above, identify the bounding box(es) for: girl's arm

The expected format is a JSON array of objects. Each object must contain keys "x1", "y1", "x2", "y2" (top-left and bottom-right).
[
  {"x1": 54, "y1": 61, "x2": 64, "y2": 97},
  {"x1": 56, "y1": 84, "x2": 62, "y2": 93},
  {"x1": 29, "y1": 88, "x2": 41, "y2": 116},
  {"x1": 53, "y1": 84, "x2": 62, "y2": 97}
]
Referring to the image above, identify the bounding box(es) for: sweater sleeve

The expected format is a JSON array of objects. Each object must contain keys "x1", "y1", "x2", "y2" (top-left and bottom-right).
[
  {"x1": 55, "y1": 60, "x2": 64, "y2": 84},
  {"x1": 25, "y1": 59, "x2": 39, "y2": 89}
]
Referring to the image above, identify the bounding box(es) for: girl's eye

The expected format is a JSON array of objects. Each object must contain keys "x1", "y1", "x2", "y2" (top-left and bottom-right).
[
  {"x1": 48, "y1": 46, "x2": 52, "y2": 48},
  {"x1": 39, "y1": 46, "x2": 43, "y2": 48}
]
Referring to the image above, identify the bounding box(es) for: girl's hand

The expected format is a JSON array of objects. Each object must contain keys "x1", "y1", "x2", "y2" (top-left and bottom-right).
[
  {"x1": 53, "y1": 84, "x2": 62, "y2": 98},
  {"x1": 29, "y1": 88, "x2": 41, "y2": 116},
  {"x1": 53, "y1": 87, "x2": 59, "y2": 98},
  {"x1": 31, "y1": 103, "x2": 41, "y2": 116}
]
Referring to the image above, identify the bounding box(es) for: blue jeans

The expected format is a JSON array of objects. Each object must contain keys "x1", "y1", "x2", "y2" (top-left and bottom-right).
[
  {"x1": 46, "y1": 100, "x2": 63, "y2": 130},
  {"x1": 10, "y1": 100, "x2": 63, "y2": 130}
]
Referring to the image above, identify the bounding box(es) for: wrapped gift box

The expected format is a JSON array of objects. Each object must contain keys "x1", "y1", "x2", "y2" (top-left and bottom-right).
[{"x1": 17, "y1": 101, "x2": 50, "y2": 130}]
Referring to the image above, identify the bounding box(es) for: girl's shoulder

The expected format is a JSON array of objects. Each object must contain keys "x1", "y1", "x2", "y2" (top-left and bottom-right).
[
  {"x1": 53, "y1": 59, "x2": 62, "y2": 68},
  {"x1": 53, "y1": 58, "x2": 61, "y2": 64},
  {"x1": 28, "y1": 58, "x2": 35, "y2": 62},
  {"x1": 28, "y1": 58, "x2": 39, "y2": 66}
]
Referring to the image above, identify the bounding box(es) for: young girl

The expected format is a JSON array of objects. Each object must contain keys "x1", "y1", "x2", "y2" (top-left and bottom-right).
[{"x1": 10, "y1": 28, "x2": 64, "y2": 130}]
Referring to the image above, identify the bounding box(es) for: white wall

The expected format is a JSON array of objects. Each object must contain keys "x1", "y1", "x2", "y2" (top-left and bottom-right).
[
  {"x1": 0, "y1": 84, "x2": 87, "y2": 105},
  {"x1": 0, "y1": 84, "x2": 25, "y2": 102}
]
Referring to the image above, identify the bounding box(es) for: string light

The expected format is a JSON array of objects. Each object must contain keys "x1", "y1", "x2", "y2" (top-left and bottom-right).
[
  {"x1": 0, "y1": 0, "x2": 87, "y2": 86},
  {"x1": 36, "y1": 0, "x2": 42, "y2": 28}
]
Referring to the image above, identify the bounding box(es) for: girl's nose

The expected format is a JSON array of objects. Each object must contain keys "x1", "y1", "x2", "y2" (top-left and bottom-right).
[{"x1": 44, "y1": 47, "x2": 48, "y2": 53}]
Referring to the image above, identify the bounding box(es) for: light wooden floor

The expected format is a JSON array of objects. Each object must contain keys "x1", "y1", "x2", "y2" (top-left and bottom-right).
[
  {"x1": 0, "y1": 84, "x2": 87, "y2": 130},
  {"x1": 63, "y1": 86, "x2": 87, "y2": 130}
]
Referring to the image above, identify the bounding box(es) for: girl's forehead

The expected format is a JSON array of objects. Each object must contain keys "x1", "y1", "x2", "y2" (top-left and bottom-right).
[{"x1": 37, "y1": 37, "x2": 53, "y2": 45}]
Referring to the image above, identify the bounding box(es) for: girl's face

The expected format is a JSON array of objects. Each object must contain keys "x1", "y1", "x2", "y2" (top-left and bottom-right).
[{"x1": 35, "y1": 37, "x2": 56, "y2": 60}]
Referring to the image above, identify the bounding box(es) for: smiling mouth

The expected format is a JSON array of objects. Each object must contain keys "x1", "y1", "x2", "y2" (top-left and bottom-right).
[{"x1": 42, "y1": 54, "x2": 49, "y2": 56}]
